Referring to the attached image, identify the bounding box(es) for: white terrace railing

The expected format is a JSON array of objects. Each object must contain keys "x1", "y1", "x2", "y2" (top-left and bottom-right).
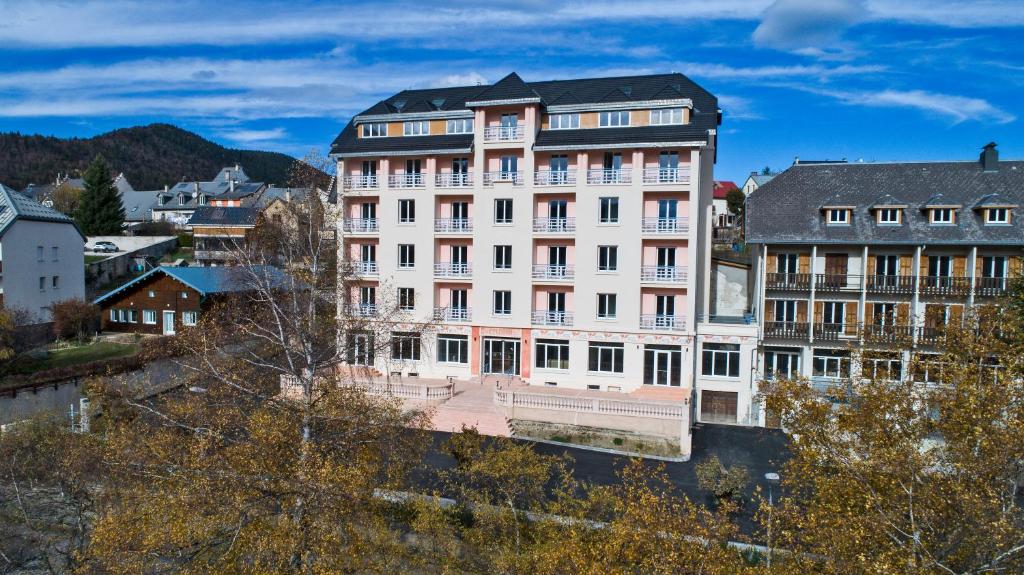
[
  {"x1": 281, "y1": 373, "x2": 454, "y2": 401},
  {"x1": 483, "y1": 125, "x2": 525, "y2": 142},
  {"x1": 493, "y1": 389, "x2": 685, "y2": 420}
]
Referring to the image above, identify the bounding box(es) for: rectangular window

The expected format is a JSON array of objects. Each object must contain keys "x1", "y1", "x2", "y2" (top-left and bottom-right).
[
  {"x1": 494, "y1": 199, "x2": 513, "y2": 224},
  {"x1": 597, "y1": 293, "x2": 617, "y2": 319},
  {"x1": 110, "y1": 309, "x2": 118, "y2": 322},
  {"x1": 37, "y1": 246, "x2": 44, "y2": 261},
  {"x1": 931, "y1": 208, "x2": 954, "y2": 224},
  {"x1": 493, "y1": 290, "x2": 511, "y2": 315},
  {"x1": 827, "y1": 209, "x2": 849, "y2": 224},
  {"x1": 182, "y1": 311, "x2": 197, "y2": 326},
  {"x1": 391, "y1": 332, "x2": 421, "y2": 360},
  {"x1": 118, "y1": 309, "x2": 128, "y2": 323},
  {"x1": 599, "y1": 197, "x2": 619, "y2": 223},
  {"x1": 143, "y1": 310, "x2": 157, "y2": 324},
  {"x1": 403, "y1": 120, "x2": 429, "y2": 136},
  {"x1": 822, "y1": 301, "x2": 845, "y2": 326},
  {"x1": 398, "y1": 287, "x2": 415, "y2": 311},
  {"x1": 986, "y1": 208, "x2": 1010, "y2": 224},
  {"x1": 588, "y1": 342, "x2": 624, "y2": 373},
  {"x1": 446, "y1": 118, "x2": 473, "y2": 134},
  {"x1": 127, "y1": 309, "x2": 138, "y2": 323},
  {"x1": 52, "y1": 276, "x2": 59, "y2": 289},
  {"x1": 361, "y1": 122, "x2": 387, "y2": 138},
  {"x1": 598, "y1": 110, "x2": 630, "y2": 127},
  {"x1": 702, "y1": 343, "x2": 741, "y2": 378},
  {"x1": 148, "y1": 290, "x2": 156, "y2": 298},
  {"x1": 494, "y1": 245, "x2": 512, "y2": 270},
  {"x1": 548, "y1": 113, "x2": 580, "y2": 130},
  {"x1": 598, "y1": 245, "x2": 618, "y2": 272},
  {"x1": 398, "y1": 244, "x2": 415, "y2": 268},
  {"x1": 51, "y1": 246, "x2": 59, "y2": 261},
  {"x1": 649, "y1": 108, "x2": 684, "y2": 125},
  {"x1": 181, "y1": 292, "x2": 188, "y2": 299},
  {"x1": 764, "y1": 348, "x2": 801, "y2": 380},
  {"x1": 535, "y1": 339, "x2": 569, "y2": 370},
  {"x1": 437, "y1": 334, "x2": 469, "y2": 363},
  {"x1": 398, "y1": 199, "x2": 415, "y2": 223},
  {"x1": 813, "y1": 349, "x2": 851, "y2": 379},
  {"x1": 877, "y1": 208, "x2": 901, "y2": 225},
  {"x1": 39, "y1": 276, "x2": 45, "y2": 291}
]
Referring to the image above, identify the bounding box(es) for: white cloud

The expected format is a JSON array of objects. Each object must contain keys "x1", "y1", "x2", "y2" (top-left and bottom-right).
[
  {"x1": 216, "y1": 127, "x2": 288, "y2": 145},
  {"x1": 717, "y1": 95, "x2": 764, "y2": 120},
  {"x1": 801, "y1": 86, "x2": 1016, "y2": 124},
  {"x1": 753, "y1": 0, "x2": 867, "y2": 51}
]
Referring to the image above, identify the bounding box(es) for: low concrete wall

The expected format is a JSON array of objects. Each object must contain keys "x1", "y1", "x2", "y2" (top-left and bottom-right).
[{"x1": 86, "y1": 237, "x2": 178, "y2": 295}]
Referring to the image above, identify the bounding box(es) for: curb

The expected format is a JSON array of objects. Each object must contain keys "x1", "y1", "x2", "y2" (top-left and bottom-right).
[{"x1": 513, "y1": 435, "x2": 691, "y2": 462}]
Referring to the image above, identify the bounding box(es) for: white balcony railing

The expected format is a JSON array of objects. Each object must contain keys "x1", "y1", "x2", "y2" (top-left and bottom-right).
[
  {"x1": 532, "y1": 310, "x2": 573, "y2": 326},
  {"x1": 532, "y1": 264, "x2": 575, "y2": 280},
  {"x1": 388, "y1": 173, "x2": 425, "y2": 188},
  {"x1": 534, "y1": 170, "x2": 576, "y2": 186},
  {"x1": 434, "y1": 218, "x2": 473, "y2": 233},
  {"x1": 435, "y1": 172, "x2": 473, "y2": 187},
  {"x1": 586, "y1": 168, "x2": 632, "y2": 184},
  {"x1": 532, "y1": 217, "x2": 576, "y2": 233},
  {"x1": 640, "y1": 265, "x2": 688, "y2": 283},
  {"x1": 433, "y1": 262, "x2": 472, "y2": 277},
  {"x1": 433, "y1": 307, "x2": 472, "y2": 322},
  {"x1": 642, "y1": 166, "x2": 691, "y2": 184},
  {"x1": 343, "y1": 175, "x2": 379, "y2": 190},
  {"x1": 640, "y1": 314, "x2": 686, "y2": 331},
  {"x1": 483, "y1": 125, "x2": 525, "y2": 142},
  {"x1": 641, "y1": 217, "x2": 689, "y2": 234},
  {"x1": 351, "y1": 261, "x2": 378, "y2": 276},
  {"x1": 345, "y1": 304, "x2": 377, "y2": 317},
  {"x1": 342, "y1": 218, "x2": 378, "y2": 233},
  {"x1": 483, "y1": 171, "x2": 524, "y2": 186},
  {"x1": 494, "y1": 389, "x2": 685, "y2": 420}
]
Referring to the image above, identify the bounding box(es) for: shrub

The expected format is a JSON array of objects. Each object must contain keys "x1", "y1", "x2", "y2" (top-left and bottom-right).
[
  {"x1": 51, "y1": 299, "x2": 99, "y2": 343},
  {"x1": 177, "y1": 232, "x2": 194, "y2": 248},
  {"x1": 696, "y1": 455, "x2": 749, "y2": 501}
]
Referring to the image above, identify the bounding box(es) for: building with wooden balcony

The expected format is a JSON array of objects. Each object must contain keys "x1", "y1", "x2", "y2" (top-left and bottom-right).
[
  {"x1": 331, "y1": 71, "x2": 729, "y2": 426},
  {"x1": 747, "y1": 143, "x2": 1023, "y2": 412}
]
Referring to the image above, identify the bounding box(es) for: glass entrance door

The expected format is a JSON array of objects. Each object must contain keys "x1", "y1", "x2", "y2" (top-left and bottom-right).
[{"x1": 482, "y1": 338, "x2": 520, "y2": 375}]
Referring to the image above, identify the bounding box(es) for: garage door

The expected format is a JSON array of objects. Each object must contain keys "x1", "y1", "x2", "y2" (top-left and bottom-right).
[{"x1": 700, "y1": 391, "x2": 738, "y2": 423}]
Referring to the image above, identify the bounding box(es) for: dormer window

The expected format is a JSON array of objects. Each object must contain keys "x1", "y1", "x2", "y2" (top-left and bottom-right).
[
  {"x1": 598, "y1": 110, "x2": 630, "y2": 127},
  {"x1": 199, "y1": 194, "x2": 208, "y2": 206},
  {"x1": 549, "y1": 113, "x2": 580, "y2": 130},
  {"x1": 445, "y1": 118, "x2": 473, "y2": 134},
  {"x1": 649, "y1": 108, "x2": 684, "y2": 125},
  {"x1": 361, "y1": 122, "x2": 387, "y2": 138},
  {"x1": 178, "y1": 194, "x2": 185, "y2": 206},
  {"x1": 986, "y1": 207, "x2": 1010, "y2": 224},
  {"x1": 403, "y1": 120, "x2": 429, "y2": 136},
  {"x1": 877, "y1": 208, "x2": 901, "y2": 225},
  {"x1": 930, "y1": 208, "x2": 954, "y2": 224},
  {"x1": 826, "y1": 208, "x2": 849, "y2": 225}
]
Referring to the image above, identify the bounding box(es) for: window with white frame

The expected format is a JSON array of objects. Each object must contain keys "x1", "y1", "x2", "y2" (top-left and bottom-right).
[
  {"x1": 822, "y1": 301, "x2": 845, "y2": 327},
  {"x1": 649, "y1": 108, "x2": 684, "y2": 125},
  {"x1": 403, "y1": 120, "x2": 429, "y2": 136},
  {"x1": 494, "y1": 245, "x2": 512, "y2": 270},
  {"x1": 535, "y1": 339, "x2": 569, "y2": 370},
  {"x1": 877, "y1": 208, "x2": 901, "y2": 225},
  {"x1": 181, "y1": 292, "x2": 189, "y2": 299},
  {"x1": 398, "y1": 244, "x2": 415, "y2": 268},
  {"x1": 598, "y1": 245, "x2": 618, "y2": 272},
  {"x1": 398, "y1": 287, "x2": 415, "y2": 311},
  {"x1": 391, "y1": 331, "x2": 421, "y2": 360},
  {"x1": 597, "y1": 293, "x2": 617, "y2": 319},
  {"x1": 588, "y1": 341, "x2": 624, "y2": 373},
  {"x1": 827, "y1": 209, "x2": 849, "y2": 225},
  {"x1": 398, "y1": 199, "x2": 415, "y2": 223},
  {"x1": 865, "y1": 352, "x2": 902, "y2": 381},
  {"x1": 493, "y1": 290, "x2": 511, "y2": 315},
  {"x1": 764, "y1": 348, "x2": 801, "y2": 380},
  {"x1": 110, "y1": 309, "x2": 118, "y2": 322},
  {"x1": 494, "y1": 198, "x2": 513, "y2": 224},
  {"x1": 598, "y1": 110, "x2": 630, "y2": 127},
  {"x1": 986, "y1": 207, "x2": 1010, "y2": 224},
  {"x1": 148, "y1": 290, "x2": 155, "y2": 298},
  {"x1": 361, "y1": 122, "x2": 387, "y2": 138},
  {"x1": 446, "y1": 118, "x2": 473, "y2": 134},
  {"x1": 143, "y1": 310, "x2": 157, "y2": 324},
  {"x1": 813, "y1": 349, "x2": 851, "y2": 378},
  {"x1": 702, "y1": 343, "x2": 741, "y2": 377},
  {"x1": 51, "y1": 246, "x2": 59, "y2": 261},
  {"x1": 182, "y1": 311, "x2": 198, "y2": 326},
  {"x1": 930, "y1": 208, "x2": 954, "y2": 224},
  {"x1": 599, "y1": 197, "x2": 619, "y2": 223},
  {"x1": 127, "y1": 309, "x2": 138, "y2": 323},
  {"x1": 548, "y1": 113, "x2": 580, "y2": 130},
  {"x1": 437, "y1": 334, "x2": 469, "y2": 363}
]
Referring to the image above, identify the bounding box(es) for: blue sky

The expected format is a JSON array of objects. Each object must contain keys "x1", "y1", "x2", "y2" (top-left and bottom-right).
[{"x1": 0, "y1": 0, "x2": 1021, "y2": 183}]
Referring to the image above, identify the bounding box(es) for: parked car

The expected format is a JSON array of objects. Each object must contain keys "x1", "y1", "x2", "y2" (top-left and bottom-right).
[{"x1": 92, "y1": 241, "x2": 120, "y2": 253}]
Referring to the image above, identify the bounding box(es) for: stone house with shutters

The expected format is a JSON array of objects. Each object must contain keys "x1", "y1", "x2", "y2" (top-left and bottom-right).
[{"x1": 746, "y1": 143, "x2": 1023, "y2": 403}]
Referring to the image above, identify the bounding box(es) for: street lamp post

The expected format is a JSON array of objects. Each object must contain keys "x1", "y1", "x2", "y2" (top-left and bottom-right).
[{"x1": 764, "y1": 472, "x2": 780, "y2": 568}]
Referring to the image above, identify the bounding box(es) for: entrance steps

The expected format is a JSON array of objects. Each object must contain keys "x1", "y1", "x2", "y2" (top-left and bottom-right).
[{"x1": 430, "y1": 378, "x2": 512, "y2": 436}]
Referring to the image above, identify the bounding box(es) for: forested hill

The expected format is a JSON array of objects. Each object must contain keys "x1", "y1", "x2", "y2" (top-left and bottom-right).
[{"x1": 0, "y1": 123, "x2": 298, "y2": 190}]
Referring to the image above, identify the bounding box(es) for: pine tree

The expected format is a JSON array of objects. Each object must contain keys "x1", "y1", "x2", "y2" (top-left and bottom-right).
[{"x1": 74, "y1": 155, "x2": 125, "y2": 235}]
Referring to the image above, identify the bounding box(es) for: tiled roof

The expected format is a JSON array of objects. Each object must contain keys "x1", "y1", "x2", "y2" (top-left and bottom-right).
[
  {"x1": 748, "y1": 173, "x2": 776, "y2": 186},
  {"x1": 121, "y1": 190, "x2": 158, "y2": 222},
  {"x1": 152, "y1": 175, "x2": 266, "y2": 211},
  {"x1": 746, "y1": 158, "x2": 1024, "y2": 245},
  {"x1": 93, "y1": 265, "x2": 291, "y2": 305},
  {"x1": 0, "y1": 183, "x2": 86, "y2": 240},
  {"x1": 465, "y1": 72, "x2": 540, "y2": 105},
  {"x1": 330, "y1": 130, "x2": 473, "y2": 157},
  {"x1": 187, "y1": 206, "x2": 259, "y2": 227},
  {"x1": 713, "y1": 180, "x2": 739, "y2": 199}
]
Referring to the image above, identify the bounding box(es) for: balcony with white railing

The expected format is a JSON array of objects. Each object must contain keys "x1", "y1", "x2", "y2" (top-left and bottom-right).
[
  {"x1": 433, "y1": 262, "x2": 472, "y2": 278},
  {"x1": 641, "y1": 217, "x2": 689, "y2": 234},
  {"x1": 434, "y1": 218, "x2": 473, "y2": 233},
  {"x1": 534, "y1": 170, "x2": 576, "y2": 186},
  {"x1": 642, "y1": 166, "x2": 691, "y2": 184},
  {"x1": 532, "y1": 310, "x2": 574, "y2": 326},
  {"x1": 343, "y1": 175, "x2": 379, "y2": 190},
  {"x1": 345, "y1": 304, "x2": 377, "y2": 317},
  {"x1": 532, "y1": 217, "x2": 576, "y2": 233},
  {"x1": 483, "y1": 171, "x2": 524, "y2": 186},
  {"x1": 342, "y1": 218, "x2": 378, "y2": 233},
  {"x1": 483, "y1": 125, "x2": 525, "y2": 142},
  {"x1": 532, "y1": 264, "x2": 575, "y2": 280},
  {"x1": 586, "y1": 168, "x2": 632, "y2": 185},
  {"x1": 435, "y1": 172, "x2": 473, "y2": 188},
  {"x1": 388, "y1": 173, "x2": 425, "y2": 188},
  {"x1": 351, "y1": 261, "x2": 378, "y2": 276},
  {"x1": 640, "y1": 265, "x2": 688, "y2": 283},
  {"x1": 433, "y1": 307, "x2": 472, "y2": 322},
  {"x1": 640, "y1": 314, "x2": 687, "y2": 331}
]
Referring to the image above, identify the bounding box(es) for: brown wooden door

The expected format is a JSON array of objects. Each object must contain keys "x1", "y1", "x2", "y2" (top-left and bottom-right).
[
  {"x1": 701, "y1": 391, "x2": 739, "y2": 424},
  {"x1": 824, "y1": 253, "x2": 849, "y2": 287}
]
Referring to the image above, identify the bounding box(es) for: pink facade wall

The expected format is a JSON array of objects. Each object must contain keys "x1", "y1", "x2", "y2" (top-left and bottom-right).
[
  {"x1": 643, "y1": 194, "x2": 689, "y2": 217},
  {"x1": 533, "y1": 289, "x2": 574, "y2": 310},
  {"x1": 533, "y1": 197, "x2": 576, "y2": 217},
  {"x1": 641, "y1": 149, "x2": 692, "y2": 169},
  {"x1": 434, "y1": 284, "x2": 472, "y2": 307},
  {"x1": 485, "y1": 153, "x2": 524, "y2": 171},
  {"x1": 534, "y1": 152, "x2": 578, "y2": 170},
  {"x1": 348, "y1": 199, "x2": 379, "y2": 218},
  {"x1": 533, "y1": 241, "x2": 576, "y2": 264},
  {"x1": 434, "y1": 156, "x2": 473, "y2": 174},
  {"x1": 434, "y1": 239, "x2": 473, "y2": 261},
  {"x1": 436, "y1": 197, "x2": 474, "y2": 218},
  {"x1": 641, "y1": 241, "x2": 689, "y2": 265},
  {"x1": 640, "y1": 289, "x2": 687, "y2": 314},
  {"x1": 482, "y1": 105, "x2": 536, "y2": 128},
  {"x1": 348, "y1": 240, "x2": 378, "y2": 259}
]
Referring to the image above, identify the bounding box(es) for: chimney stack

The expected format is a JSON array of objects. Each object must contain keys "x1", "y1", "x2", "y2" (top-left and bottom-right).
[
  {"x1": 229, "y1": 179, "x2": 235, "y2": 193},
  {"x1": 981, "y1": 142, "x2": 999, "y2": 172}
]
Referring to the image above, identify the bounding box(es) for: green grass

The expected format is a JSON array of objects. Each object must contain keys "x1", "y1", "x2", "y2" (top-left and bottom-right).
[
  {"x1": 160, "y1": 247, "x2": 194, "y2": 263},
  {"x1": 85, "y1": 255, "x2": 109, "y2": 264},
  {"x1": 19, "y1": 342, "x2": 139, "y2": 373}
]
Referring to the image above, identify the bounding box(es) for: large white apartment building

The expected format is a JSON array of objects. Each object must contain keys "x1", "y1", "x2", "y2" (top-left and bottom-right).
[{"x1": 332, "y1": 72, "x2": 748, "y2": 421}]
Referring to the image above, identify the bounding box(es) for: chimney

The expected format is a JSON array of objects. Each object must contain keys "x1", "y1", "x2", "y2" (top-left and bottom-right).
[
  {"x1": 285, "y1": 189, "x2": 291, "y2": 202},
  {"x1": 229, "y1": 179, "x2": 235, "y2": 193},
  {"x1": 235, "y1": 164, "x2": 240, "y2": 172},
  {"x1": 981, "y1": 142, "x2": 999, "y2": 172}
]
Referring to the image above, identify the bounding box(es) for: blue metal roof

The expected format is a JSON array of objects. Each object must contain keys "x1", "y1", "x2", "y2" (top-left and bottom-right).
[{"x1": 93, "y1": 265, "x2": 291, "y2": 305}]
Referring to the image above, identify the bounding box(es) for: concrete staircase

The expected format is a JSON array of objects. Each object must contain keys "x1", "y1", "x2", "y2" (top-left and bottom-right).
[{"x1": 430, "y1": 377, "x2": 513, "y2": 436}]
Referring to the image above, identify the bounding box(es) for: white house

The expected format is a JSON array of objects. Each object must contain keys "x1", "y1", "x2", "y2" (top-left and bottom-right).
[{"x1": 0, "y1": 183, "x2": 86, "y2": 324}]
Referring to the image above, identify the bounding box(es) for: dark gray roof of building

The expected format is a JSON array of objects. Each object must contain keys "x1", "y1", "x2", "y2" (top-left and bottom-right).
[
  {"x1": 0, "y1": 183, "x2": 86, "y2": 240},
  {"x1": 746, "y1": 158, "x2": 1024, "y2": 246},
  {"x1": 331, "y1": 72, "x2": 719, "y2": 155},
  {"x1": 187, "y1": 206, "x2": 259, "y2": 227}
]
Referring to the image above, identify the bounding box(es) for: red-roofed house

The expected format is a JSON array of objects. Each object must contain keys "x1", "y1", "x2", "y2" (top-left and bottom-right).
[{"x1": 712, "y1": 180, "x2": 741, "y2": 238}]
